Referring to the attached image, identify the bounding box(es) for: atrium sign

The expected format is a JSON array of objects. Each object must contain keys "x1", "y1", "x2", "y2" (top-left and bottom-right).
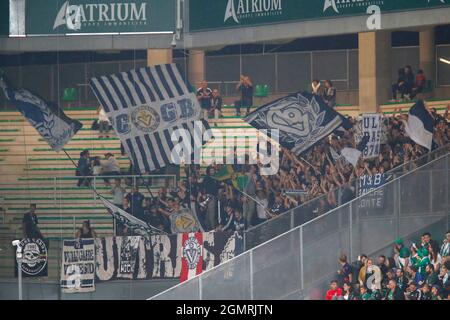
[
  {"x1": 224, "y1": 0, "x2": 283, "y2": 24},
  {"x1": 25, "y1": 0, "x2": 175, "y2": 35},
  {"x1": 189, "y1": 0, "x2": 450, "y2": 32},
  {"x1": 323, "y1": 0, "x2": 385, "y2": 14}
]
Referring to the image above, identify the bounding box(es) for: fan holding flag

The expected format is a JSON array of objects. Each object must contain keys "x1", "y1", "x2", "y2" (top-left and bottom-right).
[{"x1": 403, "y1": 100, "x2": 435, "y2": 151}]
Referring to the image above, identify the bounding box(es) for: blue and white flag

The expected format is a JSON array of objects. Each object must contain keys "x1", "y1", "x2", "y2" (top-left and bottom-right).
[
  {"x1": 341, "y1": 147, "x2": 361, "y2": 167},
  {"x1": 244, "y1": 92, "x2": 342, "y2": 155},
  {"x1": 404, "y1": 100, "x2": 434, "y2": 150},
  {"x1": 0, "y1": 76, "x2": 82, "y2": 152},
  {"x1": 100, "y1": 196, "x2": 165, "y2": 236},
  {"x1": 89, "y1": 64, "x2": 211, "y2": 173}
]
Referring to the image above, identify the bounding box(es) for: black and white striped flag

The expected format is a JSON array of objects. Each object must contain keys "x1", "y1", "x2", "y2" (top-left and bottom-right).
[{"x1": 89, "y1": 64, "x2": 211, "y2": 173}]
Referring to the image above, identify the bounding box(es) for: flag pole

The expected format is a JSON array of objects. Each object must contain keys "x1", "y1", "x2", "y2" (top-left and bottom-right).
[{"x1": 211, "y1": 175, "x2": 267, "y2": 208}]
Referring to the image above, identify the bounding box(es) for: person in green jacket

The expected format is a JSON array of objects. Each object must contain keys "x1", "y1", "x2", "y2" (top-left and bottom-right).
[
  {"x1": 416, "y1": 248, "x2": 431, "y2": 276},
  {"x1": 394, "y1": 238, "x2": 411, "y2": 269},
  {"x1": 359, "y1": 286, "x2": 371, "y2": 300}
]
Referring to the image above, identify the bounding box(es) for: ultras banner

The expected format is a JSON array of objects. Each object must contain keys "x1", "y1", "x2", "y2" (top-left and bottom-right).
[
  {"x1": 60, "y1": 239, "x2": 96, "y2": 293},
  {"x1": 94, "y1": 231, "x2": 243, "y2": 282}
]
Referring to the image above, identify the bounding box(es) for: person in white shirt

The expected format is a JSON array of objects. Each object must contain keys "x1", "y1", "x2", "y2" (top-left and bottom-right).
[
  {"x1": 255, "y1": 190, "x2": 269, "y2": 225},
  {"x1": 100, "y1": 153, "x2": 121, "y2": 185},
  {"x1": 97, "y1": 106, "x2": 111, "y2": 138},
  {"x1": 111, "y1": 178, "x2": 126, "y2": 208}
]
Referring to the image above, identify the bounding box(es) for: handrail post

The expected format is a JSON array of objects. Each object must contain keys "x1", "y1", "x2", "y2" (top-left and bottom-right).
[
  {"x1": 429, "y1": 169, "x2": 433, "y2": 213},
  {"x1": 93, "y1": 176, "x2": 97, "y2": 201},
  {"x1": 290, "y1": 210, "x2": 294, "y2": 229},
  {"x1": 446, "y1": 154, "x2": 449, "y2": 229},
  {"x1": 396, "y1": 175, "x2": 401, "y2": 240},
  {"x1": 249, "y1": 250, "x2": 254, "y2": 300},
  {"x1": 53, "y1": 177, "x2": 57, "y2": 207},
  {"x1": 299, "y1": 226, "x2": 304, "y2": 295},
  {"x1": 198, "y1": 273, "x2": 202, "y2": 300},
  {"x1": 243, "y1": 229, "x2": 247, "y2": 252},
  {"x1": 349, "y1": 203, "x2": 353, "y2": 262}
]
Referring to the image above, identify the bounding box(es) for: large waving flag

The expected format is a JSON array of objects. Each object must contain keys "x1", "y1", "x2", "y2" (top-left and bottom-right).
[
  {"x1": 404, "y1": 100, "x2": 434, "y2": 150},
  {"x1": 0, "y1": 75, "x2": 82, "y2": 152},
  {"x1": 244, "y1": 92, "x2": 342, "y2": 155},
  {"x1": 89, "y1": 64, "x2": 211, "y2": 173}
]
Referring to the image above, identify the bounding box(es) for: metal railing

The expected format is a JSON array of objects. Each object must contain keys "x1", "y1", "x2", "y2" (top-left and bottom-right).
[
  {"x1": 150, "y1": 153, "x2": 450, "y2": 300},
  {"x1": 0, "y1": 174, "x2": 177, "y2": 240},
  {"x1": 243, "y1": 144, "x2": 450, "y2": 250}
]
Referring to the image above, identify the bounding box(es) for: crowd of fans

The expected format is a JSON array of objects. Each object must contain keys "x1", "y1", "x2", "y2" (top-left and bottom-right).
[
  {"x1": 73, "y1": 72, "x2": 450, "y2": 235},
  {"x1": 99, "y1": 105, "x2": 450, "y2": 236},
  {"x1": 326, "y1": 231, "x2": 450, "y2": 300}
]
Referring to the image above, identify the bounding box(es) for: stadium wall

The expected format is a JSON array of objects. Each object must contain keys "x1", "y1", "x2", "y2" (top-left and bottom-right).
[{"x1": 0, "y1": 279, "x2": 178, "y2": 300}]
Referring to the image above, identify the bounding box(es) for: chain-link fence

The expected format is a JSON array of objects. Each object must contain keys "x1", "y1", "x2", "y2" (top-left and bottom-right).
[{"x1": 150, "y1": 153, "x2": 449, "y2": 300}]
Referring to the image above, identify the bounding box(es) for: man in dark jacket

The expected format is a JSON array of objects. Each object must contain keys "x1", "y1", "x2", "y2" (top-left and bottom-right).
[
  {"x1": 22, "y1": 204, "x2": 44, "y2": 239},
  {"x1": 202, "y1": 167, "x2": 220, "y2": 231},
  {"x1": 384, "y1": 280, "x2": 405, "y2": 300},
  {"x1": 76, "y1": 149, "x2": 92, "y2": 187},
  {"x1": 211, "y1": 89, "x2": 222, "y2": 127},
  {"x1": 126, "y1": 186, "x2": 145, "y2": 220}
]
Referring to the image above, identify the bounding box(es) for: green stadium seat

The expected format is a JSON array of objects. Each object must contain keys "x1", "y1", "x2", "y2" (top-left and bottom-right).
[
  {"x1": 254, "y1": 84, "x2": 269, "y2": 98},
  {"x1": 422, "y1": 80, "x2": 433, "y2": 94},
  {"x1": 62, "y1": 87, "x2": 78, "y2": 102}
]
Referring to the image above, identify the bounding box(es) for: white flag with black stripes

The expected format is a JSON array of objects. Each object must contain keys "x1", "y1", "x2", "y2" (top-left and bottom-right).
[{"x1": 89, "y1": 63, "x2": 211, "y2": 173}]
